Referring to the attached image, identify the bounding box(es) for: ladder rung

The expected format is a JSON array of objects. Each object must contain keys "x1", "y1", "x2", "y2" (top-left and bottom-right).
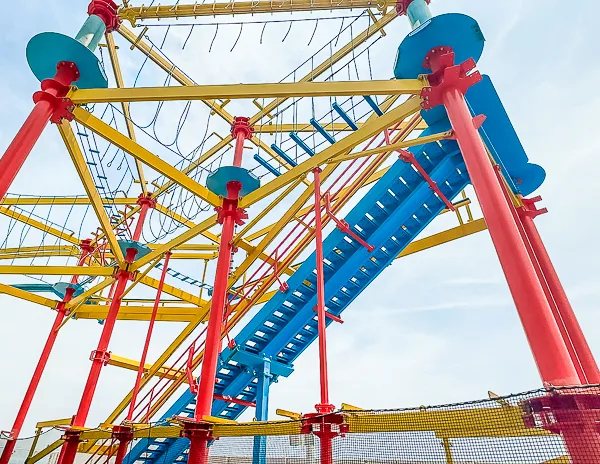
[
  {"x1": 363, "y1": 95, "x2": 383, "y2": 116},
  {"x1": 309, "y1": 118, "x2": 336, "y2": 144},
  {"x1": 332, "y1": 102, "x2": 358, "y2": 130},
  {"x1": 270, "y1": 144, "x2": 298, "y2": 167},
  {"x1": 289, "y1": 132, "x2": 315, "y2": 157},
  {"x1": 253, "y1": 154, "x2": 281, "y2": 177}
]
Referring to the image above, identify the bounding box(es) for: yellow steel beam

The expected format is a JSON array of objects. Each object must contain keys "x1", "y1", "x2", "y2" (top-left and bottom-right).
[
  {"x1": 329, "y1": 130, "x2": 453, "y2": 163},
  {"x1": 64, "y1": 277, "x2": 116, "y2": 310},
  {"x1": 254, "y1": 120, "x2": 428, "y2": 134},
  {"x1": 0, "y1": 266, "x2": 114, "y2": 276},
  {"x1": 0, "y1": 206, "x2": 80, "y2": 245},
  {"x1": 0, "y1": 282, "x2": 57, "y2": 308},
  {"x1": 148, "y1": 243, "x2": 219, "y2": 252},
  {"x1": 241, "y1": 97, "x2": 422, "y2": 207},
  {"x1": 0, "y1": 197, "x2": 138, "y2": 206},
  {"x1": 25, "y1": 438, "x2": 64, "y2": 464},
  {"x1": 107, "y1": 354, "x2": 181, "y2": 380},
  {"x1": 130, "y1": 214, "x2": 218, "y2": 271},
  {"x1": 35, "y1": 418, "x2": 72, "y2": 429},
  {"x1": 120, "y1": 0, "x2": 395, "y2": 22},
  {"x1": 71, "y1": 80, "x2": 423, "y2": 105},
  {"x1": 105, "y1": 32, "x2": 148, "y2": 195},
  {"x1": 139, "y1": 275, "x2": 205, "y2": 306},
  {"x1": 72, "y1": 108, "x2": 222, "y2": 208},
  {"x1": 58, "y1": 121, "x2": 126, "y2": 264},
  {"x1": 74, "y1": 304, "x2": 203, "y2": 322},
  {"x1": 398, "y1": 219, "x2": 487, "y2": 259}
]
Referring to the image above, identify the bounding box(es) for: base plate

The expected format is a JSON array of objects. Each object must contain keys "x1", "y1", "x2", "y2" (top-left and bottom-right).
[
  {"x1": 118, "y1": 240, "x2": 153, "y2": 262},
  {"x1": 27, "y1": 32, "x2": 108, "y2": 89},
  {"x1": 206, "y1": 166, "x2": 261, "y2": 198},
  {"x1": 394, "y1": 13, "x2": 485, "y2": 79}
]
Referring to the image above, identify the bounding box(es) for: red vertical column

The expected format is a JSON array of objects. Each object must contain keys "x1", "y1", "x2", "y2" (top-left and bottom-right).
[
  {"x1": 0, "y1": 240, "x2": 93, "y2": 464},
  {"x1": 185, "y1": 118, "x2": 253, "y2": 464},
  {"x1": 132, "y1": 194, "x2": 156, "y2": 242},
  {"x1": 0, "y1": 62, "x2": 79, "y2": 200},
  {"x1": 518, "y1": 198, "x2": 600, "y2": 384},
  {"x1": 421, "y1": 48, "x2": 579, "y2": 386},
  {"x1": 58, "y1": 247, "x2": 138, "y2": 464}
]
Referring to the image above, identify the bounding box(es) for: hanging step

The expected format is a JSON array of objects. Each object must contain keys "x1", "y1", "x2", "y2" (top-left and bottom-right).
[
  {"x1": 332, "y1": 102, "x2": 359, "y2": 130},
  {"x1": 253, "y1": 154, "x2": 281, "y2": 177},
  {"x1": 270, "y1": 144, "x2": 298, "y2": 167},
  {"x1": 363, "y1": 95, "x2": 383, "y2": 116},
  {"x1": 309, "y1": 118, "x2": 336, "y2": 144},
  {"x1": 288, "y1": 132, "x2": 315, "y2": 157}
]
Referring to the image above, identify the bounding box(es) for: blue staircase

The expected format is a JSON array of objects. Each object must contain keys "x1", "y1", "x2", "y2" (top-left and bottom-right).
[{"x1": 125, "y1": 124, "x2": 470, "y2": 464}]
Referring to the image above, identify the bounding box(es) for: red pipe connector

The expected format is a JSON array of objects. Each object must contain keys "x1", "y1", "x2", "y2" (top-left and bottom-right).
[
  {"x1": 88, "y1": 0, "x2": 120, "y2": 33},
  {"x1": 136, "y1": 192, "x2": 157, "y2": 209},
  {"x1": 396, "y1": 0, "x2": 430, "y2": 16},
  {"x1": 231, "y1": 116, "x2": 254, "y2": 140}
]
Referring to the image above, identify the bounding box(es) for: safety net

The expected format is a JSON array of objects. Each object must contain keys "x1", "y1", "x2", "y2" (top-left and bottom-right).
[{"x1": 4, "y1": 385, "x2": 600, "y2": 463}]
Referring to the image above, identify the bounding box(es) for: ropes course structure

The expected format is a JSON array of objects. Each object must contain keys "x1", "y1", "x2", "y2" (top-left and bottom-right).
[{"x1": 0, "y1": 0, "x2": 599, "y2": 463}]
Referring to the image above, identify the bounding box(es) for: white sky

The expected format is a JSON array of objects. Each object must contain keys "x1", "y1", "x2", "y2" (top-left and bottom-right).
[{"x1": 0, "y1": 0, "x2": 599, "y2": 459}]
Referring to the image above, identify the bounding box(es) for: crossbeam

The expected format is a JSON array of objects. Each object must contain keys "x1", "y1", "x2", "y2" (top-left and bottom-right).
[
  {"x1": 70, "y1": 80, "x2": 424, "y2": 104},
  {"x1": 120, "y1": 0, "x2": 396, "y2": 22}
]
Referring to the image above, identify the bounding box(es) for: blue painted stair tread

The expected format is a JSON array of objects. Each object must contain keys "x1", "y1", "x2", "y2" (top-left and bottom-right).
[
  {"x1": 394, "y1": 13, "x2": 485, "y2": 79},
  {"x1": 206, "y1": 166, "x2": 261, "y2": 197},
  {"x1": 11, "y1": 282, "x2": 84, "y2": 299},
  {"x1": 126, "y1": 132, "x2": 471, "y2": 464},
  {"x1": 118, "y1": 239, "x2": 152, "y2": 261},
  {"x1": 26, "y1": 32, "x2": 108, "y2": 89}
]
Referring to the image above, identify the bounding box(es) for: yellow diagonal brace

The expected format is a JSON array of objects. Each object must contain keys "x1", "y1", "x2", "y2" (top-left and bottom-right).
[
  {"x1": 58, "y1": 121, "x2": 125, "y2": 264},
  {"x1": 139, "y1": 275, "x2": 205, "y2": 306},
  {"x1": 241, "y1": 97, "x2": 422, "y2": 207},
  {"x1": 0, "y1": 282, "x2": 57, "y2": 308},
  {"x1": 71, "y1": 80, "x2": 424, "y2": 104},
  {"x1": 65, "y1": 277, "x2": 116, "y2": 310},
  {"x1": 0, "y1": 206, "x2": 79, "y2": 245},
  {"x1": 328, "y1": 130, "x2": 453, "y2": 162},
  {"x1": 131, "y1": 214, "x2": 218, "y2": 271},
  {"x1": 75, "y1": 305, "x2": 202, "y2": 322},
  {"x1": 72, "y1": 108, "x2": 221, "y2": 208},
  {"x1": 120, "y1": 0, "x2": 396, "y2": 22},
  {"x1": 105, "y1": 32, "x2": 148, "y2": 195}
]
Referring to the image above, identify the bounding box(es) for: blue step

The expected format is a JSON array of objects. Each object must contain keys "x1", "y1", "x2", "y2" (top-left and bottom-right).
[{"x1": 125, "y1": 127, "x2": 469, "y2": 464}]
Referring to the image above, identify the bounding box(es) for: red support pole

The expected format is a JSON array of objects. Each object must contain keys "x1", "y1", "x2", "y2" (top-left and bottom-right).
[
  {"x1": 187, "y1": 117, "x2": 252, "y2": 464},
  {"x1": 518, "y1": 199, "x2": 600, "y2": 384},
  {"x1": 58, "y1": 247, "x2": 138, "y2": 464},
  {"x1": 492, "y1": 169, "x2": 585, "y2": 383},
  {"x1": 132, "y1": 194, "x2": 156, "y2": 242},
  {"x1": 422, "y1": 49, "x2": 579, "y2": 386},
  {"x1": 127, "y1": 251, "x2": 172, "y2": 421},
  {"x1": 0, "y1": 239, "x2": 93, "y2": 464},
  {"x1": 0, "y1": 62, "x2": 79, "y2": 200}
]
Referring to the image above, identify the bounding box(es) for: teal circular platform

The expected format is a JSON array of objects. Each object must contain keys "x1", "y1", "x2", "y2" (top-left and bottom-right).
[
  {"x1": 118, "y1": 240, "x2": 152, "y2": 261},
  {"x1": 27, "y1": 32, "x2": 108, "y2": 89},
  {"x1": 206, "y1": 166, "x2": 261, "y2": 198},
  {"x1": 394, "y1": 13, "x2": 485, "y2": 79}
]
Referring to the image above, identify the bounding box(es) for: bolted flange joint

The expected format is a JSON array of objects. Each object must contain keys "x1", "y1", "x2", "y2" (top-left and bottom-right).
[
  {"x1": 396, "y1": 0, "x2": 430, "y2": 16},
  {"x1": 79, "y1": 238, "x2": 95, "y2": 255},
  {"x1": 420, "y1": 48, "x2": 483, "y2": 110},
  {"x1": 111, "y1": 425, "x2": 134, "y2": 442},
  {"x1": 215, "y1": 202, "x2": 248, "y2": 226},
  {"x1": 231, "y1": 116, "x2": 254, "y2": 140},
  {"x1": 136, "y1": 192, "x2": 157, "y2": 209},
  {"x1": 90, "y1": 349, "x2": 111, "y2": 365},
  {"x1": 88, "y1": 0, "x2": 120, "y2": 33},
  {"x1": 33, "y1": 62, "x2": 80, "y2": 124}
]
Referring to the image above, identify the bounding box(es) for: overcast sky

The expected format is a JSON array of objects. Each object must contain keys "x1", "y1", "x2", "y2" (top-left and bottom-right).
[{"x1": 0, "y1": 0, "x2": 599, "y2": 460}]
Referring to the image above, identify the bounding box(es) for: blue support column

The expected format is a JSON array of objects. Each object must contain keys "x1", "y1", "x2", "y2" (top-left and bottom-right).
[{"x1": 252, "y1": 359, "x2": 272, "y2": 464}]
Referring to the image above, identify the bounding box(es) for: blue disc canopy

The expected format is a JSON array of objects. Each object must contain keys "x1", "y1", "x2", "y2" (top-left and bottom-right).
[
  {"x1": 26, "y1": 32, "x2": 108, "y2": 89},
  {"x1": 206, "y1": 166, "x2": 261, "y2": 198},
  {"x1": 394, "y1": 13, "x2": 485, "y2": 79},
  {"x1": 118, "y1": 240, "x2": 153, "y2": 262}
]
